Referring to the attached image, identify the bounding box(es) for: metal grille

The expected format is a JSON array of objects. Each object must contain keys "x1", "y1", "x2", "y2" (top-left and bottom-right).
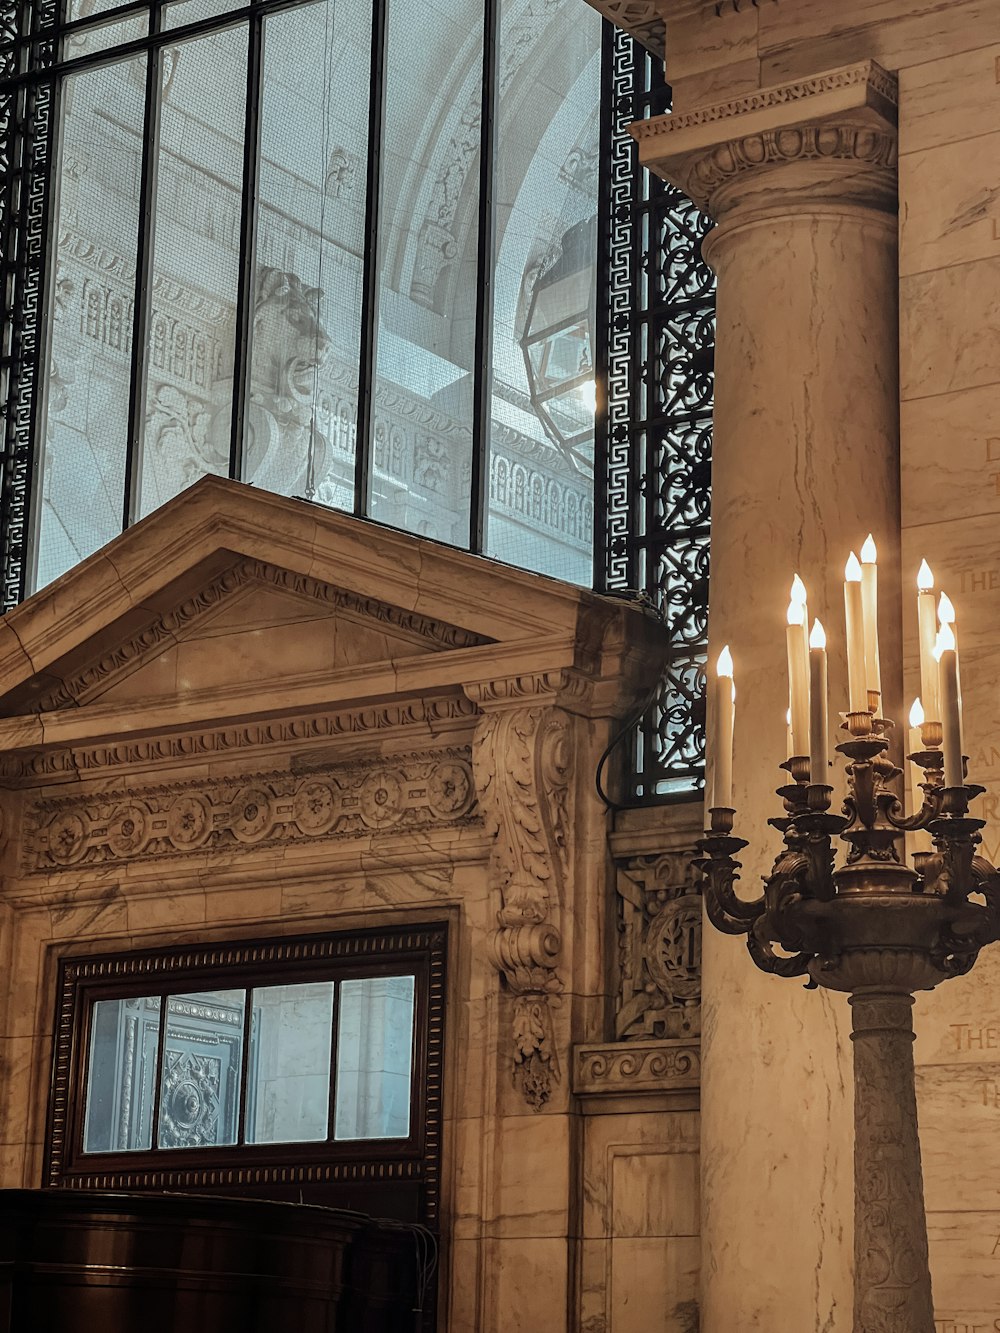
[
  {"x1": 596, "y1": 25, "x2": 715, "y2": 804},
  {"x1": 0, "y1": 0, "x2": 57, "y2": 609}
]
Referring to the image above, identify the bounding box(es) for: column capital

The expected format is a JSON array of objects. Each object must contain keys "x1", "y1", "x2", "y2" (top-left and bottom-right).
[{"x1": 632, "y1": 59, "x2": 899, "y2": 220}]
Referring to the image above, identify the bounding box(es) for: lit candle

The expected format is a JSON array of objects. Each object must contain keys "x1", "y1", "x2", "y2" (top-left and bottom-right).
[
  {"x1": 938, "y1": 590, "x2": 958, "y2": 653},
  {"x1": 908, "y1": 697, "x2": 933, "y2": 853},
  {"x1": 713, "y1": 645, "x2": 735, "y2": 810},
  {"x1": 935, "y1": 623, "x2": 964, "y2": 788},
  {"x1": 786, "y1": 596, "x2": 810, "y2": 758},
  {"x1": 860, "y1": 534, "x2": 882, "y2": 710},
  {"x1": 917, "y1": 560, "x2": 940, "y2": 724},
  {"x1": 808, "y1": 619, "x2": 828, "y2": 784},
  {"x1": 844, "y1": 552, "x2": 867, "y2": 713}
]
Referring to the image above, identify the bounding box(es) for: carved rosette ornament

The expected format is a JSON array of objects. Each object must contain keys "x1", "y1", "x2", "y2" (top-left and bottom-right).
[{"x1": 471, "y1": 702, "x2": 573, "y2": 1110}]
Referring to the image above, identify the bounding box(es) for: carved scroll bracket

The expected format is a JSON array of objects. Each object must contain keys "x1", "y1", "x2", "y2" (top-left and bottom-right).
[{"x1": 469, "y1": 689, "x2": 575, "y2": 1111}]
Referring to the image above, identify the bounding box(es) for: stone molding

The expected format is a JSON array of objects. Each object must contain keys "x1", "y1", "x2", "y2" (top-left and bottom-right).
[
  {"x1": 582, "y1": 1, "x2": 664, "y2": 53},
  {"x1": 0, "y1": 694, "x2": 479, "y2": 784},
  {"x1": 463, "y1": 667, "x2": 594, "y2": 715},
  {"x1": 23, "y1": 557, "x2": 487, "y2": 714},
  {"x1": 633, "y1": 60, "x2": 899, "y2": 220},
  {"x1": 472, "y1": 703, "x2": 573, "y2": 1111},
  {"x1": 572, "y1": 1038, "x2": 701, "y2": 1098},
  {"x1": 22, "y1": 747, "x2": 478, "y2": 872}
]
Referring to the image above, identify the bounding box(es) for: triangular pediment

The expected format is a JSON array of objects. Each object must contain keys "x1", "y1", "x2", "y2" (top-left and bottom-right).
[{"x1": 0, "y1": 477, "x2": 616, "y2": 721}]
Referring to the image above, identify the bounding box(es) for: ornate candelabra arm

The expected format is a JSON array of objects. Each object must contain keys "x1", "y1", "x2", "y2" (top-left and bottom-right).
[
  {"x1": 884, "y1": 746, "x2": 946, "y2": 832},
  {"x1": 694, "y1": 829, "x2": 766, "y2": 935}
]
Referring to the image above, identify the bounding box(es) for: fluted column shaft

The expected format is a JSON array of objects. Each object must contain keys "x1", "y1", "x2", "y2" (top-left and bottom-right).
[{"x1": 635, "y1": 62, "x2": 901, "y2": 1332}]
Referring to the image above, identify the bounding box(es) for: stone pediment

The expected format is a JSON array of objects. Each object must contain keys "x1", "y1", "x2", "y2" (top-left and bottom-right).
[
  {"x1": 2, "y1": 555, "x2": 489, "y2": 715},
  {"x1": 0, "y1": 477, "x2": 659, "y2": 734}
]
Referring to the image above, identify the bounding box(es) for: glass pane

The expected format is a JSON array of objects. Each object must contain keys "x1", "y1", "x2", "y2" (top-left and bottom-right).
[
  {"x1": 486, "y1": 0, "x2": 600, "y2": 584},
  {"x1": 35, "y1": 56, "x2": 145, "y2": 593},
  {"x1": 69, "y1": 0, "x2": 133, "y2": 21},
  {"x1": 84, "y1": 995, "x2": 162, "y2": 1153},
  {"x1": 334, "y1": 975, "x2": 414, "y2": 1141},
  {"x1": 368, "y1": 0, "x2": 483, "y2": 544},
  {"x1": 246, "y1": 981, "x2": 334, "y2": 1144},
  {"x1": 63, "y1": 10, "x2": 147, "y2": 59},
  {"x1": 248, "y1": 0, "x2": 372, "y2": 506},
  {"x1": 157, "y1": 989, "x2": 246, "y2": 1149},
  {"x1": 164, "y1": 0, "x2": 246, "y2": 31},
  {"x1": 136, "y1": 26, "x2": 246, "y2": 518}
]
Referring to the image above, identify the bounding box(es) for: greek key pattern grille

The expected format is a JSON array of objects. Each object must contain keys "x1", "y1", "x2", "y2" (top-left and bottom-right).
[{"x1": 596, "y1": 25, "x2": 714, "y2": 803}]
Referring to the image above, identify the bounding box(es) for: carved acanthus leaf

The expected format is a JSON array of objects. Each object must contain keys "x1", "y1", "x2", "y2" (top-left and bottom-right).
[{"x1": 472, "y1": 704, "x2": 574, "y2": 1110}]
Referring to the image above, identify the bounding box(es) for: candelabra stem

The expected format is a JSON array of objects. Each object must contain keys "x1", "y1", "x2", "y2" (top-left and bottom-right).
[{"x1": 849, "y1": 987, "x2": 934, "y2": 1333}]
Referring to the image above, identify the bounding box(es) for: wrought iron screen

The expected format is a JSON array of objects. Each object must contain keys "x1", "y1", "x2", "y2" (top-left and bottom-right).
[{"x1": 596, "y1": 25, "x2": 715, "y2": 804}]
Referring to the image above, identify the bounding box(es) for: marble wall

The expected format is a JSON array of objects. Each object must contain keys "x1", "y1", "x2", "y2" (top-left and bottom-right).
[{"x1": 609, "y1": 1, "x2": 1000, "y2": 1329}]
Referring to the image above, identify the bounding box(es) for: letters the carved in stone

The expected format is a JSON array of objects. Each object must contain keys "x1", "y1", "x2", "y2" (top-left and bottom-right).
[
  {"x1": 472, "y1": 703, "x2": 572, "y2": 1110},
  {"x1": 616, "y1": 850, "x2": 701, "y2": 1041}
]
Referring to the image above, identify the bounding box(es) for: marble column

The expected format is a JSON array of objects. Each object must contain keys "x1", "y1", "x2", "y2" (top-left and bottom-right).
[{"x1": 635, "y1": 63, "x2": 902, "y2": 1331}]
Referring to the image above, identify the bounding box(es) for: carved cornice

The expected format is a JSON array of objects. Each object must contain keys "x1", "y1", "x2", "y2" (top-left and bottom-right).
[
  {"x1": 0, "y1": 694, "x2": 479, "y2": 784},
  {"x1": 22, "y1": 747, "x2": 478, "y2": 873},
  {"x1": 463, "y1": 668, "x2": 593, "y2": 715},
  {"x1": 633, "y1": 61, "x2": 899, "y2": 220},
  {"x1": 25, "y1": 558, "x2": 489, "y2": 714},
  {"x1": 473, "y1": 704, "x2": 573, "y2": 1110},
  {"x1": 572, "y1": 1039, "x2": 701, "y2": 1098}
]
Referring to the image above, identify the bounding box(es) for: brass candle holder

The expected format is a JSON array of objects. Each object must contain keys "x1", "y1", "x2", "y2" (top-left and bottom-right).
[{"x1": 697, "y1": 712, "x2": 1000, "y2": 1333}]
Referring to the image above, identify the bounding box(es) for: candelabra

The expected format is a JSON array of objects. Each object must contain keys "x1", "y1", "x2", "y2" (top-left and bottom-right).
[{"x1": 697, "y1": 714, "x2": 1000, "y2": 1333}]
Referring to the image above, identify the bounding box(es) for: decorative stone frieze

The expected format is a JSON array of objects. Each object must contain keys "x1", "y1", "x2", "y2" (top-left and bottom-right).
[
  {"x1": 633, "y1": 60, "x2": 899, "y2": 220},
  {"x1": 22, "y1": 748, "x2": 478, "y2": 872},
  {"x1": 471, "y1": 699, "x2": 573, "y2": 1110},
  {"x1": 573, "y1": 1038, "x2": 701, "y2": 1099},
  {"x1": 616, "y1": 849, "x2": 702, "y2": 1041}
]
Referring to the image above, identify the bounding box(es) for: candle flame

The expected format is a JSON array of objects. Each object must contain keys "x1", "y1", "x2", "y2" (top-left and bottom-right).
[
  {"x1": 938, "y1": 591, "x2": 956, "y2": 625},
  {"x1": 934, "y1": 623, "x2": 956, "y2": 660},
  {"x1": 917, "y1": 559, "x2": 934, "y2": 591},
  {"x1": 786, "y1": 598, "x2": 804, "y2": 626},
  {"x1": 809, "y1": 618, "x2": 826, "y2": 649},
  {"x1": 909, "y1": 697, "x2": 924, "y2": 728},
  {"x1": 717, "y1": 645, "x2": 734, "y2": 677},
  {"x1": 845, "y1": 551, "x2": 862, "y2": 582},
  {"x1": 861, "y1": 533, "x2": 877, "y2": 563},
  {"x1": 790, "y1": 574, "x2": 807, "y2": 605}
]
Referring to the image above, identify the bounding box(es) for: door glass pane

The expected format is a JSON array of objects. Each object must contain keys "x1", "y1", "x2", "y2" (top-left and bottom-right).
[
  {"x1": 248, "y1": 0, "x2": 372, "y2": 507},
  {"x1": 136, "y1": 26, "x2": 246, "y2": 518},
  {"x1": 35, "y1": 56, "x2": 145, "y2": 593},
  {"x1": 486, "y1": 0, "x2": 599, "y2": 584},
  {"x1": 334, "y1": 975, "x2": 414, "y2": 1141},
  {"x1": 368, "y1": 0, "x2": 483, "y2": 544},
  {"x1": 157, "y1": 989, "x2": 246, "y2": 1148},
  {"x1": 246, "y1": 981, "x2": 334, "y2": 1144},
  {"x1": 84, "y1": 995, "x2": 162, "y2": 1153}
]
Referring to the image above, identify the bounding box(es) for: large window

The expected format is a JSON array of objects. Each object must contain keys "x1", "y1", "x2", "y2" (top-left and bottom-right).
[
  {"x1": 47, "y1": 925, "x2": 446, "y2": 1224},
  {"x1": 0, "y1": 0, "x2": 602, "y2": 600}
]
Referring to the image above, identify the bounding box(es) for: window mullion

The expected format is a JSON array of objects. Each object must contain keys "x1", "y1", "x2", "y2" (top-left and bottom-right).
[
  {"x1": 121, "y1": 5, "x2": 162, "y2": 530},
  {"x1": 149, "y1": 991, "x2": 170, "y2": 1152},
  {"x1": 468, "y1": 0, "x2": 498, "y2": 556},
  {"x1": 229, "y1": 12, "x2": 263, "y2": 484},
  {"x1": 325, "y1": 976, "x2": 341, "y2": 1143},
  {"x1": 352, "y1": 0, "x2": 387, "y2": 520}
]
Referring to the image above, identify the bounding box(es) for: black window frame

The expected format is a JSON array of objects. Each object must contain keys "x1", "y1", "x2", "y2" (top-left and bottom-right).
[{"x1": 46, "y1": 922, "x2": 447, "y2": 1227}]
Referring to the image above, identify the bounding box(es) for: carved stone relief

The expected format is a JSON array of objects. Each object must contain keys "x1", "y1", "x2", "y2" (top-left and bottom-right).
[
  {"x1": 616, "y1": 849, "x2": 702, "y2": 1041},
  {"x1": 23, "y1": 748, "x2": 478, "y2": 872},
  {"x1": 472, "y1": 704, "x2": 572, "y2": 1110}
]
